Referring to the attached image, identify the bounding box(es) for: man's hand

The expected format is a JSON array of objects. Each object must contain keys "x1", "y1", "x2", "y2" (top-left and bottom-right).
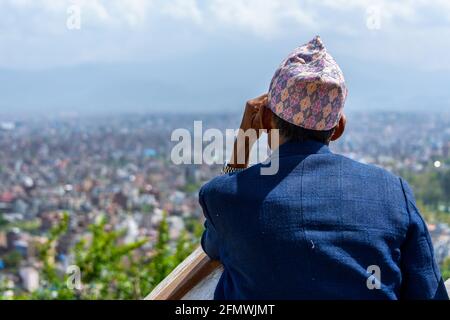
[
  {"x1": 238, "y1": 93, "x2": 268, "y2": 133},
  {"x1": 229, "y1": 93, "x2": 268, "y2": 168}
]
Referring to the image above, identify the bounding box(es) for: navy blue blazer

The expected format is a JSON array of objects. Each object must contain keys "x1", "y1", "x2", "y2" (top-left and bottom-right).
[{"x1": 200, "y1": 141, "x2": 449, "y2": 300}]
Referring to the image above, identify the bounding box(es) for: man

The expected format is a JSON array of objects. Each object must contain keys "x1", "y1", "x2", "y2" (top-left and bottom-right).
[{"x1": 199, "y1": 36, "x2": 449, "y2": 300}]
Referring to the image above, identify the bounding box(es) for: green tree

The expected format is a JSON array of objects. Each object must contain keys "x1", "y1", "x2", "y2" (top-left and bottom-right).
[
  {"x1": 71, "y1": 215, "x2": 149, "y2": 299},
  {"x1": 148, "y1": 213, "x2": 173, "y2": 285},
  {"x1": 441, "y1": 257, "x2": 450, "y2": 281},
  {"x1": 36, "y1": 213, "x2": 70, "y2": 285},
  {"x1": 0, "y1": 214, "x2": 7, "y2": 229},
  {"x1": 3, "y1": 251, "x2": 22, "y2": 270},
  {"x1": 2, "y1": 211, "x2": 202, "y2": 300},
  {"x1": 440, "y1": 170, "x2": 450, "y2": 206}
]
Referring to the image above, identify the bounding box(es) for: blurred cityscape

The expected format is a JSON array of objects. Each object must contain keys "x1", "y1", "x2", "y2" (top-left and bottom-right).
[{"x1": 0, "y1": 111, "x2": 449, "y2": 297}]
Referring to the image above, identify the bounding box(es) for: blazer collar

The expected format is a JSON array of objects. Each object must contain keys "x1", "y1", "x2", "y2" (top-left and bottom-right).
[{"x1": 275, "y1": 140, "x2": 332, "y2": 158}]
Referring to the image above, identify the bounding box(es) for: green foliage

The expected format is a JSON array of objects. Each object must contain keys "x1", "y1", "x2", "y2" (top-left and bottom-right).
[
  {"x1": 7, "y1": 219, "x2": 41, "y2": 233},
  {"x1": 402, "y1": 168, "x2": 450, "y2": 209},
  {"x1": 403, "y1": 171, "x2": 441, "y2": 208},
  {"x1": 36, "y1": 213, "x2": 70, "y2": 284},
  {"x1": 141, "y1": 204, "x2": 154, "y2": 214},
  {"x1": 441, "y1": 257, "x2": 450, "y2": 281},
  {"x1": 3, "y1": 251, "x2": 22, "y2": 270},
  {"x1": 418, "y1": 202, "x2": 450, "y2": 225},
  {"x1": 148, "y1": 213, "x2": 197, "y2": 286},
  {"x1": 401, "y1": 168, "x2": 450, "y2": 225},
  {"x1": 441, "y1": 170, "x2": 450, "y2": 205},
  {"x1": 182, "y1": 183, "x2": 201, "y2": 194},
  {"x1": 1, "y1": 211, "x2": 202, "y2": 300},
  {"x1": 184, "y1": 216, "x2": 204, "y2": 239},
  {"x1": 0, "y1": 214, "x2": 7, "y2": 229},
  {"x1": 71, "y1": 215, "x2": 149, "y2": 299},
  {"x1": 149, "y1": 213, "x2": 173, "y2": 285}
]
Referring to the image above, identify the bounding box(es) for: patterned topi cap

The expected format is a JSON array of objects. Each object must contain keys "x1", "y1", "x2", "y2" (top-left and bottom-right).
[{"x1": 268, "y1": 36, "x2": 348, "y2": 131}]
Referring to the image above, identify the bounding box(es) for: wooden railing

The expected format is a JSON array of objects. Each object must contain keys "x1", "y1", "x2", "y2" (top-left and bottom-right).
[
  {"x1": 145, "y1": 247, "x2": 223, "y2": 300},
  {"x1": 446, "y1": 279, "x2": 450, "y2": 297}
]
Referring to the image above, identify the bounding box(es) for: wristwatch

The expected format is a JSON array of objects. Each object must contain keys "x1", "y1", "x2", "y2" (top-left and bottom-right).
[{"x1": 221, "y1": 162, "x2": 246, "y2": 174}]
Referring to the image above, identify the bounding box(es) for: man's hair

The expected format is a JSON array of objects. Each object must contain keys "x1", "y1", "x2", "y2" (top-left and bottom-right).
[{"x1": 272, "y1": 112, "x2": 336, "y2": 144}]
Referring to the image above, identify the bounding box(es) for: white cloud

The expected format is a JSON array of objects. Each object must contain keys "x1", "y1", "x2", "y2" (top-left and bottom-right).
[
  {"x1": 209, "y1": 0, "x2": 283, "y2": 36},
  {"x1": 162, "y1": 0, "x2": 203, "y2": 24},
  {"x1": 2, "y1": 0, "x2": 449, "y2": 33},
  {"x1": 1, "y1": 0, "x2": 450, "y2": 69},
  {"x1": 207, "y1": 0, "x2": 323, "y2": 37},
  {"x1": 0, "y1": 0, "x2": 153, "y2": 28},
  {"x1": 110, "y1": 0, "x2": 153, "y2": 27}
]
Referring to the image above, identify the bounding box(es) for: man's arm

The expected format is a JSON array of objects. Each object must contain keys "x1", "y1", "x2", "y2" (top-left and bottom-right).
[
  {"x1": 200, "y1": 94, "x2": 268, "y2": 259},
  {"x1": 228, "y1": 93, "x2": 268, "y2": 169},
  {"x1": 199, "y1": 186, "x2": 221, "y2": 261},
  {"x1": 399, "y1": 178, "x2": 449, "y2": 300},
  {"x1": 199, "y1": 94, "x2": 267, "y2": 260}
]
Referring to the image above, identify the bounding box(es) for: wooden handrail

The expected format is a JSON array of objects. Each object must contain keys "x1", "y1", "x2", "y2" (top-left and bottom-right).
[
  {"x1": 145, "y1": 246, "x2": 223, "y2": 300},
  {"x1": 446, "y1": 279, "x2": 450, "y2": 297}
]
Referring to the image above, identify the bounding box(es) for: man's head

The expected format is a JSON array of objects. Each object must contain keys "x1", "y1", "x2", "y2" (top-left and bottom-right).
[
  {"x1": 262, "y1": 36, "x2": 347, "y2": 148},
  {"x1": 259, "y1": 107, "x2": 346, "y2": 148}
]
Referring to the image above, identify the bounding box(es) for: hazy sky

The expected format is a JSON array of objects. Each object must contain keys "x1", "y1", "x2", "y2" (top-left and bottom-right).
[{"x1": 1, "y1": 0, "x2": 450, "y2": 115}]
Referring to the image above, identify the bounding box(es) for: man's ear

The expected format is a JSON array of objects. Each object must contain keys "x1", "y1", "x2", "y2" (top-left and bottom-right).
[{"x1": 330, "y1": 113, "x2": 346, "y2": 141}]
